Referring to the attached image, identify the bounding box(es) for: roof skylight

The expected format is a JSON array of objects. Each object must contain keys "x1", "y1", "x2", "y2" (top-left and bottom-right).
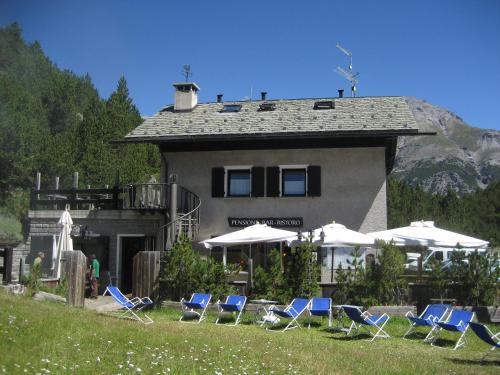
[
  {"x1": 313, "y1": 100, "x2": 335, "y2": 110},
  {"x1": 221, "y1": 104, "x2": 242, "y2": 113},
  {"x1": 258, "y1": 102, "x2": 276, "y2": 111}
]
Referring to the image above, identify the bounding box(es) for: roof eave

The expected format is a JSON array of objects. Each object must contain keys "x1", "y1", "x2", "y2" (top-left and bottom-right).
[{"x1": 114, "y1": 128, "x2": 432, "y2": 144}]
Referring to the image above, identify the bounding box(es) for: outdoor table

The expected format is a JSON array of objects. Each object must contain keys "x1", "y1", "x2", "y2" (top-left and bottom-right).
[{"x1": 250, "y1": 299, "x2": 279, "y2": 325}]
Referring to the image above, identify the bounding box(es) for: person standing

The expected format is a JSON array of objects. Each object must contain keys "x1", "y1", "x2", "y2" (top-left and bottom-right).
[
  {"x1": 90, "y1": 254, "x2": 100, "y2": 299},
  {"x1": 33, "y1": 252, "x2": 44, "y2": 267}
]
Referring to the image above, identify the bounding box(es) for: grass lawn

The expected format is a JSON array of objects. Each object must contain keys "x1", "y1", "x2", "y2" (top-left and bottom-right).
[{"x1": 0, "y1": 289, "x2": 499, "y2": 374}]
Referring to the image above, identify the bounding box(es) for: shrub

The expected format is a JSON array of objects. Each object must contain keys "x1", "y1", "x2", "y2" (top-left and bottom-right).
[
  {"x1": 252, "y1": 249, "x2": 288, "y2": 302},
  {"x1": 372, "y1": 243, "x2": 407, "y2": 305},
  {"x1": 160, "y1": 235, "x2": 236, "y2": 301}
]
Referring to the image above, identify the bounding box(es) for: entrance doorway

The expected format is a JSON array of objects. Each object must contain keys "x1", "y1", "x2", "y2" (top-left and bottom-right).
[{"x1": 120, "y1": 236, "x2": 145, "y2": 293}]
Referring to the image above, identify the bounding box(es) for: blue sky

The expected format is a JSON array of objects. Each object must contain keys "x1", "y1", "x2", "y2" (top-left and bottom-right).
[{"x1": 1, "y1": 0, "x2": 499, "y2": 130}]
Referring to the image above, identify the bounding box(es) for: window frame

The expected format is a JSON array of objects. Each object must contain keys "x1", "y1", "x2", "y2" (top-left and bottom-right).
[{"x1": 225, "y1": 166, "x2": 252, "y2": 197}]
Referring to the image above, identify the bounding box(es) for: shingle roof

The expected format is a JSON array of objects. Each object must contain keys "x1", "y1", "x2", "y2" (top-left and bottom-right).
[{"x1": 124, "y1": 96, "x2": 419, "y2": 142}]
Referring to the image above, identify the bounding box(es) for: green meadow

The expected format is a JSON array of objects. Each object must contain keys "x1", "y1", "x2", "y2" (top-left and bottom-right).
[{"x1": 0, "y1": 289, "x2": 498, "y2": 374}]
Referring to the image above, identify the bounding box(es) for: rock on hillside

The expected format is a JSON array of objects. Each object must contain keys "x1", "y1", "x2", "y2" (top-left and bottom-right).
[{"x1": 391, "y1": 98, "x2": 500, "y2": 194}]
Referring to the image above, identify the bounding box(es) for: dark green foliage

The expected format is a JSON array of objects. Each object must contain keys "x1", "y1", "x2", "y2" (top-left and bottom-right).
[
  {"x1": 333, "y1": 263, "x2": 350, "y2": 304},
  {"x1": 388, "y1": 178, "x2": 500, "y2": 247},
  {"x1": 447, "y1": 250, "x2": 499, "y2": 306},
  {"x1": 427, "y1": 257, "x2": 448, "y2": 302},
  {"x1": 252, "y1": 244, "x2": 319, "y2": 303},
  {"x1": 160, "y1": 235, "x2": 236, "y2": 301},
  {"x1": 0, "y1": 24, "x2": 159, "y2": 224},
  {"x1": 252, "y1": 249, "x2": 287, "y2": 301},
  {"x1": 373, "y1": 244, "x2": 407, "y2": 304},
  {"x1": 283, "y1": 242, "x2": 319, "y2": 299}
]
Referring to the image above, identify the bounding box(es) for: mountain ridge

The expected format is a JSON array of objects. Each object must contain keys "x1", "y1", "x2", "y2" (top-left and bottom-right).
[{"x1": 391, "y1": 97, "x2": 500, "y2": 194}]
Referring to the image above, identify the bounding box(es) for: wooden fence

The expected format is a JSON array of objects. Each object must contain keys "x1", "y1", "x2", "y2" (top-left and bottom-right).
[
  {"x1": 61, "y1": 250, "x2": 87, "y2": 307},
  {"x1": 132, "y1": 251, "x2": 161, "y2": 302}
]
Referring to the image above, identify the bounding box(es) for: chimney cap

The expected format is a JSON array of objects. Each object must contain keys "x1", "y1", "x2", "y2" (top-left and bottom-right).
[{"x1": 173, "y1": 82, "x2": 200, "y2": 92}]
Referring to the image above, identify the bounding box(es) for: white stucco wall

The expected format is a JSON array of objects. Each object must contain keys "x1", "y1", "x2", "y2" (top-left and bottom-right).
[{"x1": 163, "y1": 147, "x2": 387, "y2": 242}]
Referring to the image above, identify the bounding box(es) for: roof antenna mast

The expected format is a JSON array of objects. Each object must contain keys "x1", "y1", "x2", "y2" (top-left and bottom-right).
[
  {"x1": 335, "y1": 43, "x2": 359, "y2": 97},
  {"x1": 182, "y1": 64, "x2": 192, "y2": 82}
]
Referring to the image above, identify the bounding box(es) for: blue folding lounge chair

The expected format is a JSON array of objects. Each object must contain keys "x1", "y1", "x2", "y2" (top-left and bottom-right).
[
  {"x1": 180, "y1": 292, "x2": 212, "y2": 324},
  {"x1": 215, "y1": 295, "x2": 247, "y2": 325},
  {"x1": 308, "y1": 297, "x2": 333, "y2": 328},
  {"x1": 469, "y1": 322, "x2": 500, "y2": 361},
  {"x1": 403, "y1": 304, "x2": 451, "y2": 341},
  {"x1": 343, "y1": 305, "x2": 390, "y2": 341},
  {"x1": 267, "y1": 298, "x2": 309, "y2": 331},
  {"x1": 103, "y1": 286, "x2": 154, "y2": 324},
  {"x1": 431, "y1": 309, "x2": 475, "y2": 350}
]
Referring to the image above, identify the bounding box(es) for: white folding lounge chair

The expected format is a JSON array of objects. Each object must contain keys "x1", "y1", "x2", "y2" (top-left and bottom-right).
[
  {"x1": 215, "y1": 295, "x2": 247, "y2": 325},
  {"x1": 431, "y1": 309, "x2": 475, "y2": 350},
  {"x1": 403, "y1": 304, "x2": 451, "y2": 341},
  {"x1": 469, "y1": 322, "x2": 500, "y2": 361},
  {"x1": 266, "y1": 298, "x2": 309, "y2": 332},
  {"x1": 104, "y1": 286, "x2": 154, "y2": 324},
  {"x1": 180, "y1": 292, "x2": 212, "y2": 324},
  {"x1": 308, "y1": 297, "x2": 333, "y2": 328},
  {"x1": 342, "y1": 305, "x2": 390, "y2": 341}
]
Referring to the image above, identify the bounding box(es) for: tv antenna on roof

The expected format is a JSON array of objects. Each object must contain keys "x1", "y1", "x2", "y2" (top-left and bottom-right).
[
  {"x1": 182, "y1": 64, "x2": 192, "y2": 82},
  {"x1": 335, "y1": 43, "x2": 359, "y2": 97}
]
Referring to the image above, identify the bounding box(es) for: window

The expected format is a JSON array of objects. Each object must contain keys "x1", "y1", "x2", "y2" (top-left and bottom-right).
[
  {"x1": 221, "y1": 104, "x2": 242, "y2": 112},
  {"x1": 227, "y1": 169, "x2": 251, "y2": 197},
  {"x1": 282, "y1": 169, "x2": 306, "y2": 196},
  {"x1": 258, "y1": 102, "x2": 276, "y2": 111},
  {"x1": 313, "y1": 100, "x2": 335, "y2": 110},
  {"x1": 266, "y1": 165, "x2": 321, "y2": 197}
]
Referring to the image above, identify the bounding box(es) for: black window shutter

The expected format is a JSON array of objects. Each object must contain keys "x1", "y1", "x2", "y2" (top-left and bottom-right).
[
  {"x1": 212, "y1": 167, "x2": 225, "y2": 197},
  {"x1": 266, "y1": 167, "x2": 280, "y2": 197},
  {"x1": 251, "y1": 167, "x2": 265, "y2": 197},
  {"x1": 307, "y1": 166, "x2": 321, "y2": 196}
]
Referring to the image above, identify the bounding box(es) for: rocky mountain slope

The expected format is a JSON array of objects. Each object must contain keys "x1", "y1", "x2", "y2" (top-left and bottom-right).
[{"x1": 391, "y1": 98, "x2": 500, "y2": 194}]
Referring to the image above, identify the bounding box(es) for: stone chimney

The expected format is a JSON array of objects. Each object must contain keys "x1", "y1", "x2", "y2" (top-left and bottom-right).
[{"x1": 173, "y1": 82, "x2": 200, "y2": 111}]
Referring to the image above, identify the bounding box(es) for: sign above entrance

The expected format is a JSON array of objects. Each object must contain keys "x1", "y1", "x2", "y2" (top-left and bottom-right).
[{"x1": 228, "y1": 217, "x2": 303, "y2": 228}]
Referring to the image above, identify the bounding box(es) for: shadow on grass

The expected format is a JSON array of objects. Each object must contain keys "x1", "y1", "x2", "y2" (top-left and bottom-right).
[
  {"x1": 402, "y1": 331, "x2": 428, "y2": 341},
  {"x1": 446, "y1": 358, "x2": 500, "y2": 367},
  {"x1": 329, "y1": 332, "x2": 372, "y2": 341},
  {"x1": 430, "y1": 337, "x2": 459, "y2": 349}
]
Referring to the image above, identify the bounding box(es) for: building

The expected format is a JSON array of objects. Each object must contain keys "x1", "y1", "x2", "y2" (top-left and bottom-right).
[{"x1": 19, "y1": 82, "x2": 429, "y2": 292}]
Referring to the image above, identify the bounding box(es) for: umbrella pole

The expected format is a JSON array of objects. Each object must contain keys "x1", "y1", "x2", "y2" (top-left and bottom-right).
[
  {"x1": 280, "y1": 242, "x2": 284, "y2": 273},
  {"x1": 249, "y1": 244, "x2": 253, "y2": 288},
  {"x1": 330, "y1": 248, "x2": 335, "y2": 283}
]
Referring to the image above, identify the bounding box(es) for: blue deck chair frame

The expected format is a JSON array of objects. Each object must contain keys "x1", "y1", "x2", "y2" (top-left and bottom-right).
[
  {"x1": 469, "y1": 322, "x2": 500, "y2": 361},
  {"x1": 431, "y1": 309, "x2": 475, "y2": 350},
  {"x1": 343, "y1": 305, "x2": 390, "y2": 341},
  {"x1": 267, "y1": 298, "x2": 310, "y2": 332},
  {"x1": 103, "y1": 286, "x2": 154, "y2": 324},
  {"x1": 215, "y1": 295, "x2": 247, "y2": 325},
  {"x1": 180, "y1": 293, "x2": 212, "y2": 324},
  {"x1": 308, "y1": 297, "x2": 333, "y2": 329},
  {"x1": 403, "y1": 304, "x2": 450, "y2": 341}
]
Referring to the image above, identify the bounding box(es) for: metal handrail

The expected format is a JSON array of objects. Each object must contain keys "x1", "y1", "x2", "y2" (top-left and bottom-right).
[{"x1": 156, "y1": 186, "x2": 201, "y2": 249}]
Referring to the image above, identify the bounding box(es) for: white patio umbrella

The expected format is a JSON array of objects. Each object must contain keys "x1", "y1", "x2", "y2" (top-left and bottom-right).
[
  {"x1": 55, "y1": 208, "x2": 74, "y2": 279},
  {"x1": 367, "y1": 220, "x2": 489, "y2": 248},
  {"x1": 288, "y1": 222, "x2": 375, "y2": 247},
  {"x1": 201, "y1": 223, "x2": 296, "y2": 249}
]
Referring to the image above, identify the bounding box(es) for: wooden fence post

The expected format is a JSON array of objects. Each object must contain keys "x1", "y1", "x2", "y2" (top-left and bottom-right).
[
  {"x1": 132, "y1": 251, "x2": 161, "y2": 302},
  {"x1": 61, "y1": 250, "x2": 86, "y2": 307}
]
